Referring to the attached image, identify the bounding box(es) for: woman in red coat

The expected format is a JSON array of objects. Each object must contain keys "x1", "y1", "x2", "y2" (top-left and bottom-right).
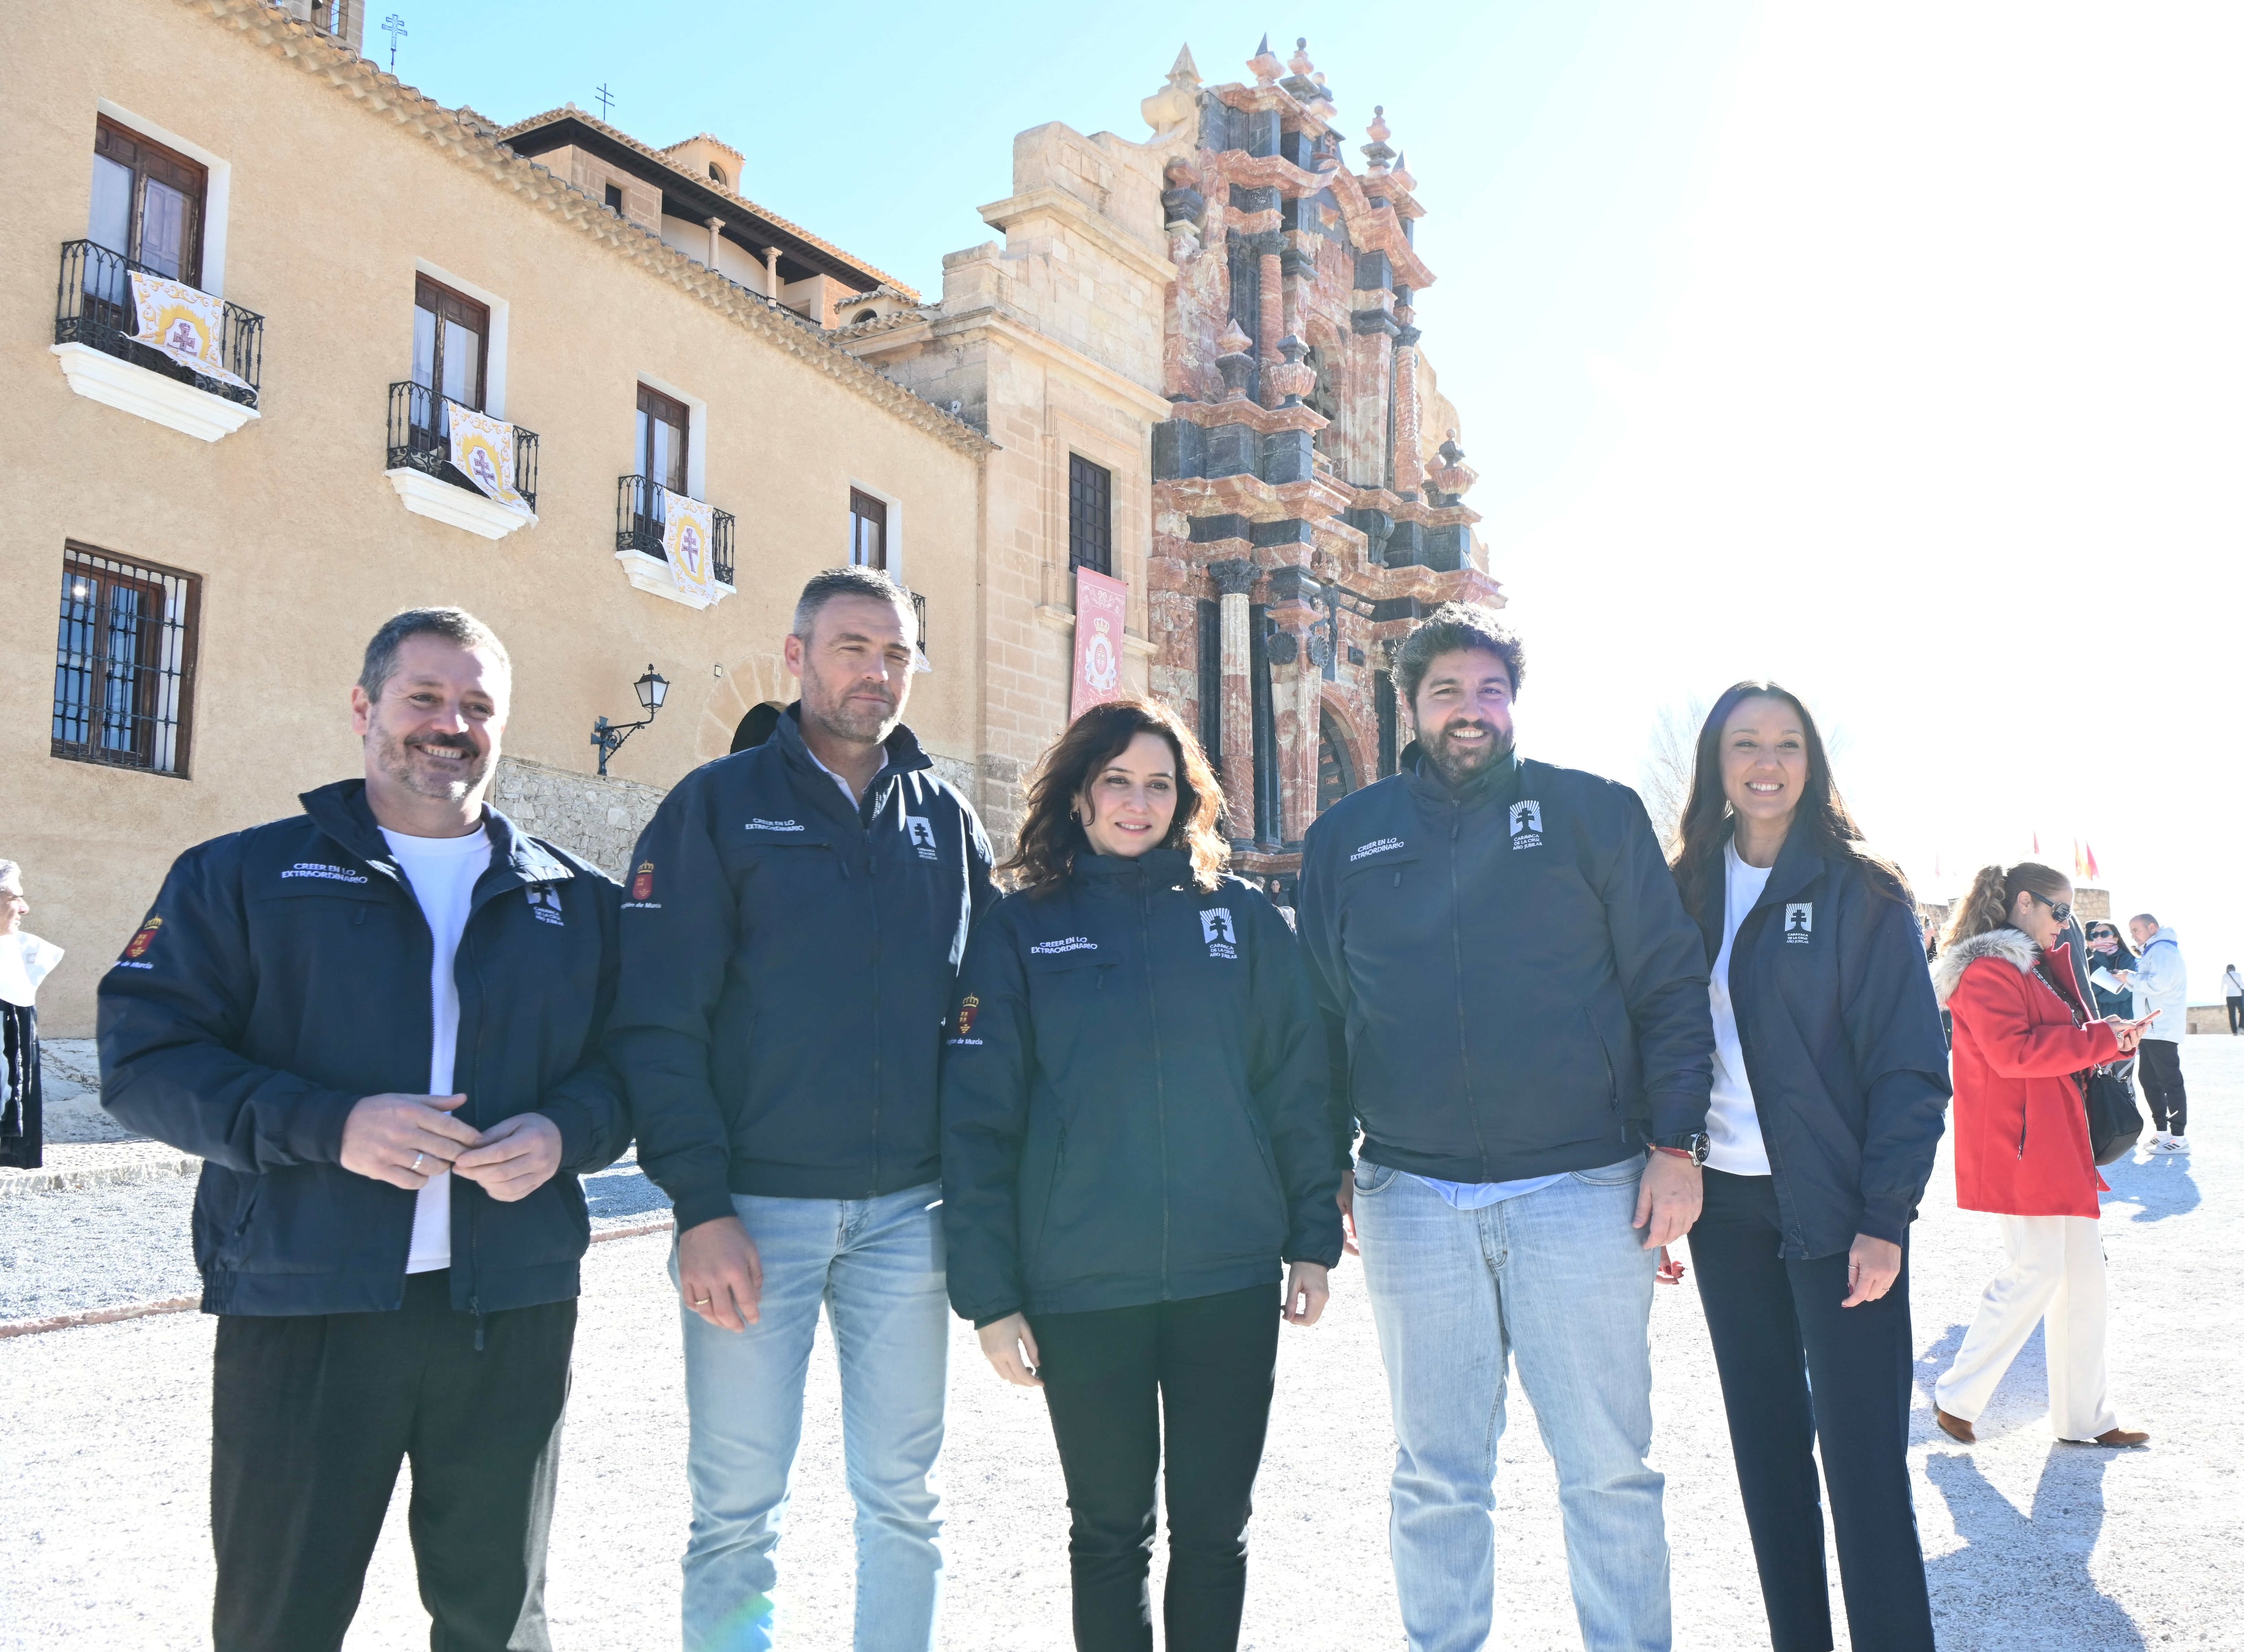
[{"x1": 1930, "y1": 862, "x2": 2155, "y2": 1447}]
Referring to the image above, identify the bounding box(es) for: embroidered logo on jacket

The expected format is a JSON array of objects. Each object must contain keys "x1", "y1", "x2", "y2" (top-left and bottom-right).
[
  {"x1": 1029, "y1": 936, "x2": 1098, "y2": 956},
  {"x1": 1784, "y1": 903, "x2": 1813, "y2": 944},
  {"x1": 746, "y1": 817, "x2": 805, "y2": 833},
  {"x1": 122, "y1": 915, "x2": 162, "y2": 962},
  {"x1": 1200, "y1": 908, "x2": 1239, "y2": 959},
  {"x1": 280, "y1": 861, "x2": 370, "y2": 884},
  {"x1": 1350, "y1": 836, "x2": 1406, "y2": 862},
  {"x1": 904, "y1": 816, "x2": 938, "y2": 860},
  {"x1": 1509, "y1": 800, "x2": 1544, "y2": 850},
  {"x1": 622, "y1": 861, "x2": 660, "y2": 910},
  {"x1": 526, "y1": 885, "x2": 565, "y2": 927},
  {"x1": 949, "y1": 994, "x2": 983, "y2": 1045}
]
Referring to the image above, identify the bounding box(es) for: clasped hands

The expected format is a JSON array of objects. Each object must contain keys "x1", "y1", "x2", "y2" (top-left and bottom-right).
[{"x1": 338, "y1": 1091, "x2": 563, "y2": 1203}]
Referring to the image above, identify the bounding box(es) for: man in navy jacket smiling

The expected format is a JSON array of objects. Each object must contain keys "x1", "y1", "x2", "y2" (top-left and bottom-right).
[
  {"x1": 1298, "y1": 604, "x2": 1713, "y2": 1652},
  {"x1": 609, "y1": 567, "x2": 995, "y2": 1652},
  {"x1": 101, "y1": 607, "x2": 630, "y2": 1652}
]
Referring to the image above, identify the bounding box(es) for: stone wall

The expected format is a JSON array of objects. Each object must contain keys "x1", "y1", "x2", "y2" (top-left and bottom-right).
[{"x1": 491, "y1": 756, "x2": 667, "y2": 881}]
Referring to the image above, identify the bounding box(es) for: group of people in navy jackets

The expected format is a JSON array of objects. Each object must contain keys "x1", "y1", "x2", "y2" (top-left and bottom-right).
[{"x1": 100, "y1": 569, "x2": 2158, "y2": 1652}]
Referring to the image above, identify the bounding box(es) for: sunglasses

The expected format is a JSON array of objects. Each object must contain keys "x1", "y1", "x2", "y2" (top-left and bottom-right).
[{"x1": 2027, "y1": 890, "x2": 2074, "y2": 927}]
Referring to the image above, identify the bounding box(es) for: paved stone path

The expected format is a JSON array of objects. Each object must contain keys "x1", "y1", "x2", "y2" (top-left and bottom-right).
[{"x1": 4, "y1": 1042, "x2": 2238, "y2": 1649}]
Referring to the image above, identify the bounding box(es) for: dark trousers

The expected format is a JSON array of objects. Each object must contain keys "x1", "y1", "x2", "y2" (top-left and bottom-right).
[
  {"x1": 2226, "y1": 996, "x2": 2241, "y2": 1034},
  {"x1": 2138, "y1": 1038, "x2": 2188, "y2": 1133},
  {"x1": 1689, "y1": 1171, "x2": 1933, "y2": 1652},
  {"x1": 210, "y1": 1270, "x2": 577, "y2": 1652},
  {"x1": 1029, "y1": 1283, "x2": 1281, "y2": 1652}
]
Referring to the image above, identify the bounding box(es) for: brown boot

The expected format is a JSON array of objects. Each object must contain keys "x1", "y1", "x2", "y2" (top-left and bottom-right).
[
  {"x1": 2092, "y1": 1427, "x2": 2149, "y2": 1447},
  {"x1": 1936, "y1": 1408, "x2": 1976, "y2": 1444}
]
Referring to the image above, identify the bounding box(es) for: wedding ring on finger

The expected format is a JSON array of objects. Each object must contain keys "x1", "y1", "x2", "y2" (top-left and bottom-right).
[
  {"x1": 692, "y1": 1295, "x2": 713, "y2": 1307},
  {"x1": 410, "y1": 1151, "x2": 425, "y2": 1173}
]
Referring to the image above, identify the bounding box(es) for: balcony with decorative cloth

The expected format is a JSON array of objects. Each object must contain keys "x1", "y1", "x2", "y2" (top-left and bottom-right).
[
  {"x1": 614, "y1": 474, "x2": 737, "y2": 608},
  {"x1": 51, "y1": 240, "x2": 263, "y2": 441},
  {"x1": 385, "y1": 381, "x2": 539, "y2": 540}
]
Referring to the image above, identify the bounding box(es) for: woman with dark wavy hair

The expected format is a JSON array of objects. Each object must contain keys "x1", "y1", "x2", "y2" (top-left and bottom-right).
[
  {"x1": 1667, "y1": 681, "x2": 1951, "y2": 1652},
  {"x1": 940, "y1": 697, "x2": 1341, "y2": 1652}
]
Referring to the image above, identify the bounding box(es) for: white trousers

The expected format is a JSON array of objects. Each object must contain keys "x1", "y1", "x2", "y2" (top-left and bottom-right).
[{"x1": 1935, "y1": 1214, "x2": 2118, "y2": 1441}]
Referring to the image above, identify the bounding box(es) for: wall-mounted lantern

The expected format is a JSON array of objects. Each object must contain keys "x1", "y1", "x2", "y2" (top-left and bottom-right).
[{"x1": 591, "y1": 663, "x2": 669, "y2": 776}]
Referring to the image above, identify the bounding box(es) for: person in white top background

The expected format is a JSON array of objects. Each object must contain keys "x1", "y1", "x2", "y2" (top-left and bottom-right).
[
  {"x1": 0, "y1": 859, "x2": 64, "y2": 1170},
  {"x1": 2117, "y1": 913, "x2": 2190, "y2": 1150},
  {"x1": 2222, "y1": 963, "x2": 2243, "y2": 1035},
  {"x1": 1665, "y1": 682, "x2": 1952, "y2": 1652},
  {"x1": 101, "y1": 608, "x2": 632, "y2": 1652}
]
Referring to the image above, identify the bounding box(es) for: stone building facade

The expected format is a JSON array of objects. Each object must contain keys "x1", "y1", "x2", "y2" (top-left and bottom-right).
[{"x1": 850, "y1": 40, "x2": 1499, "y2": 879}]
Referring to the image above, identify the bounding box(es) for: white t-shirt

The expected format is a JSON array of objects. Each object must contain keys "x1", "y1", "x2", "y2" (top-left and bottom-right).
[
  {"x1": 380, "y1": 826, "x2": 492, "y2": 1274},
  {"x1": 1706, "y1": 841, "x2": 1774, "y2": 1176}
]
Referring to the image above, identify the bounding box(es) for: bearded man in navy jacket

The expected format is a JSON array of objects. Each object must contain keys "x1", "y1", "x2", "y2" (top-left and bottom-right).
[
  {"x1": 101, "y1": 608, "x2": 630, "y2": 1652},
  {"x1": 1298, "y1": 604, "x2": 1714, "y2": 1652}
]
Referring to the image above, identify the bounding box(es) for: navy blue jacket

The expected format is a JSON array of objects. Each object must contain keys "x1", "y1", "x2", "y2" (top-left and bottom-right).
[
  {"x1": 609, "y1": 708, "x2": 995, "y2": 1230},
  {"x1": 98, "y1": 781, "x2": 631, "y2": 1316},
  {"x1": 1298, "y1": 750, "x2": 1714, "y2": 1181},
  {"x1": 940, "y1": 850, "x2": 1342, "y2": 1325},
  {"x1": 1690, "y1": 830, "x2": 1951, "y2": 1258}
]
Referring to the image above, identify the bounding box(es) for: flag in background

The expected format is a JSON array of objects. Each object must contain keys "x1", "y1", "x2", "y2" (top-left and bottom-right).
[
  {"x1": 2032, "y1": 830, "x2": 2042, "y2": 856},
  {"x1": 2083, "y1": 841, "x2": 2100, "y2": 881}
]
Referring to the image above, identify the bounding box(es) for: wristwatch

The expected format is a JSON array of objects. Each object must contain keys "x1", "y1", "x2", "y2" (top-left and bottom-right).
[{"x1": 1652, "y1": 1132, "x2": 1710, "y2": 1166}]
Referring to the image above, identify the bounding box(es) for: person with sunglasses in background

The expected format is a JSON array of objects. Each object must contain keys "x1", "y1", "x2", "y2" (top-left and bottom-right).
[{"x1": 1930, "y1": 864, "x2": 2154, "y2": 1449}]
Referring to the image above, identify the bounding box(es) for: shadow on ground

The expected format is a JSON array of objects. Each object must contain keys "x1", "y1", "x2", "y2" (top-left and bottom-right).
[
  {"x1": 1925, "y1": 1446, "x2": 2144, "y2": 1650},
  {"x1": 2101, "y1": 1149, "x2": 2200, "y2": 1222}
]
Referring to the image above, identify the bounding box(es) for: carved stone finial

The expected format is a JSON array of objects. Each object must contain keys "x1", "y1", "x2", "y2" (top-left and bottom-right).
[
  {"x1": 1363, "y1": 106, "x2": 1396, "y2": 173},
  {"x1": 1432, "y1": 430, "x2": 1478, "y2": 498},
  {"x1": 1392, "y1": 149, "x2": 1416, "y2": 193},
  {"x1": 1248, "y1": 33, "x2": 1284, "y2": 87},
  {"x1": 1215, "y1": 320, "x2": 1256, "y2": 398},
  {"x1": 1143, "y1": 44, "x2": 1203, "y2": 131},
  {"x1": 1218, "y1": 317, "x2": 1253, "y2": 355},
  {"x1": 1282, "y1": 37, "x2": 1319, "y2": 102},
  {"x1": 1264, "y1": 334, "x2": 1315, "y2": 407}
]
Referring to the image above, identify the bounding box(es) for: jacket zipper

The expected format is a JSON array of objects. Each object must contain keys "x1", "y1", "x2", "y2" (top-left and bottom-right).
[
  {"x1": 1138, "y1": 872, "x2": 1172, "y2": 1297},
  {"x1": 865, "y1": 778, "x2": 883, "y2": 1197},
  {"x1": 1446, "y1": 800, "x2": 1492, "y2": 1176}
]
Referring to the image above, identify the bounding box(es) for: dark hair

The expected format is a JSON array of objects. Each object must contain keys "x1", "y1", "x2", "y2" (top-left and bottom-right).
[
  {"x1": 359, "y1": 607, "x2": 509, "y2": 702},
  {"x1": 1391, "y1": 603, "x2": 1524, "y2": 710},
  {"x1": 1670, "y1": 680, "x2": 1907, "y2": 923},
  {"x1": 1000, "y1": 698, "x2": 1227, "y2": 896},
  {"x1": 1946, "y1": 861, "x2": 2070, "y2": 948},
  {"x1": 2084, "y1": 918, "x2": 2137, "y2": 963},
  {"x1": 792, "y1": 566, "x2": 914, "y2": 640}
]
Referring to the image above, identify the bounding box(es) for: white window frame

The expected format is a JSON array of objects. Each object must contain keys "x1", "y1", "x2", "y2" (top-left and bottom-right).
[
  {"x1": 93, "y1": 100, "x2": 232, "y2": 296},
  {"x1": 846, "y1": 479, "x2": 904, "y2": 581},
  {"x1": 412, "y1": 258, "x2": 510, "y2": 418},
  {"x1": 636, "y1": 371, "x2": 708, "y2": 499}
]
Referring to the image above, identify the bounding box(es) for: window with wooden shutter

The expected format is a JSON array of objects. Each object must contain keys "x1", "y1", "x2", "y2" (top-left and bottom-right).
[
  {"x1": 850, "y1": 489, "x2": 888, "y2": 569},
  {"x1": 636, "y1": 384, "x2": 691, "y2": 494},
  {"x1": 89, "y1": 119, "x2": 207, "y2": 285}
]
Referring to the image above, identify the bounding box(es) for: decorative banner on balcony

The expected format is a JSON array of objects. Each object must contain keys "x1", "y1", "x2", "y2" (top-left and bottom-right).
[
  {"x1": 445, "y1": 402, "x2": 533, "y2": 516},
  {"x1": 127, "y1": 271, "x2": 250, "y2": 390},
  {"x1": 661, "y1": 487, "x2": 717, "y2": 608},
  {"x1": 1069, "y1": 568, "x2": 1130, "y2": 720}
]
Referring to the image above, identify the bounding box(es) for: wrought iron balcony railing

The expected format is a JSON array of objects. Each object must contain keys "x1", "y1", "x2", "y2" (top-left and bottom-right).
[
  {"x1": 386, "y1": 381, "x2": 539, "y2": 511},
  {"x1": 615, "y1": 474, "x2": 736, "y2": 586},
  {"x1": 910, "y1": 590, "x2": 929, "y2": 659},
  {"x1": 54, "y1": 240, "x2": 263, "y2": 408}
]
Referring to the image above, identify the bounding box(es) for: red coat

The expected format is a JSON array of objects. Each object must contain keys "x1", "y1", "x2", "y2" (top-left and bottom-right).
[{"x1": 1934, "y1": 931, "x2": 2120, "y2": 1218}]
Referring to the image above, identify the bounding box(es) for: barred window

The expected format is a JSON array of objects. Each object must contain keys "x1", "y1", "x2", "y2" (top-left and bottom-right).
[
  {"x1": 1068, "y1": 454, "x2": 1112, "y2": 575},
  {"x1": 52, "y1": 544, "x2": 200, "y2": 777}
]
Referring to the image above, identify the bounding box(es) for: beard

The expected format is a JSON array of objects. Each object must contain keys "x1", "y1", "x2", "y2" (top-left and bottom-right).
[
  {"x1": 373, "y1": 724, "x2": 491, "y2": 802},
  {"x1": 1424, "y1": 719, "x2": 1513, "y2": 788},
  {"x1": 803, "y1": 674, "x2": 901, "y2": 748}
]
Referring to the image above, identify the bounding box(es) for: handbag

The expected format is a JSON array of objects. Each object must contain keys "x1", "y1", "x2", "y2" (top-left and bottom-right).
[{"x1": 2033, "y1": 956, "x2": 2143, "y2": 1165}]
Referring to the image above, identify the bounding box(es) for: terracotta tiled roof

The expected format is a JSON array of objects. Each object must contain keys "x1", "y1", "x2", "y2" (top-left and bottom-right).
[{"x1": 496, "y1": 105, "x2": 916, "y2": 300}]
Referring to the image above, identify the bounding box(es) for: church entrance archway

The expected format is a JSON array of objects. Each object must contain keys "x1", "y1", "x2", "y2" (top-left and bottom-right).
[
  {"x1": 731, "y1": 702, "x2": 785, "y2": 754},
  {"x1": 1318, "y1": 704, "x2": 1358, "y2": 813}
]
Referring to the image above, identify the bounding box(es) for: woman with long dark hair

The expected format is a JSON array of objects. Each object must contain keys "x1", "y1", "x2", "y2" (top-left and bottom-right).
[
  {"x1": 1931, "y1": 862, "x2": 2152, "y2": 1448},
  {"x1": 1667, "y1": 681, "x2": 1951, "y2": 1652},
  {"x1": 940, "y1": 698, "x2": 1341, "y2": 1652}
]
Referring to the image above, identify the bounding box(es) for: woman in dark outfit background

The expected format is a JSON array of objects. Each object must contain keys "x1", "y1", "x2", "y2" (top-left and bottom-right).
[
  {"x1": 940, "y1": 698, "x2": 1342, "y2": 1652},
  {"x1": 1668, "y1": 682, "x2": 1952, "y2": 1652}
]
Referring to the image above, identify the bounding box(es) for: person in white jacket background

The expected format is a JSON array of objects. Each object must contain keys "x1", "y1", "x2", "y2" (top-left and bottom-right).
[{"x1": 2118, "y1": 915, "x2": 2189, "y2": 1150}]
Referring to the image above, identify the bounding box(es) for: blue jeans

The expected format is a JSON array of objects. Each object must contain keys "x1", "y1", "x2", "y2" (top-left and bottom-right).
[
  {"x1": 672, "y1": 1184, "x2": 950, "y2": 1652},
  {"x1": 1352, "y1": 1156, "x2": 1670, "y2": 1652}
]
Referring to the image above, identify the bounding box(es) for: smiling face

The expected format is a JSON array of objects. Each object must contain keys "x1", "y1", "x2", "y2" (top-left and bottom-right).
[
  {"x1": 351, "y1": 634, "x2": 508, "y2": 808},
  {"x1": 1078, "y1": 730, "x2": 1179, "y2": 860},
  {"x1": 785, "y1": 593, "x2": 915, "y2": 748},
  {"x1": 1411, "y1": 647, "x2": 1516, "y2": 786},
  {"x1": 1718, "y1": 695, "x2": 1809, "y2": 838}
]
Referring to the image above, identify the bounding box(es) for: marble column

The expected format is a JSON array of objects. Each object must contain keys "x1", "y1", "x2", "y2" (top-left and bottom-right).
[
  {"x1": 1254, "y1": 233, "x2": 1285, "y2": 407},
  {"x1": 1210, "y1": 559, "x2": 1259, "y2": 839},
  {"x1": 706, "y1": 217, "x2": 724, "y2": 272},
  {"x1": 1392, "y1": 323, "x2": 1424, "y2": 496}
]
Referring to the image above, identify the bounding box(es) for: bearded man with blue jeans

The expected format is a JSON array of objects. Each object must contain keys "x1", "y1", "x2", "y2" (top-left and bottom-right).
[{"x1": 1298, "y1": 605, "x2": 1714, "y2": 1652}]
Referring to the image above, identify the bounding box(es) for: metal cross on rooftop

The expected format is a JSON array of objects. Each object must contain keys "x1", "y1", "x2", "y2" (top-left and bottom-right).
[
  {"x1": 595, "y1": 83, "x2": 618, "y2": 121},
  {"x1": 380, "y1": 13, "x2": 405, "y2": 72}
]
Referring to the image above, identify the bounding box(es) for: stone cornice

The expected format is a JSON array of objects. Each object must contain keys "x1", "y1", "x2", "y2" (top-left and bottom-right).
[
  {"x1": 1158, "y1": 473, "x2": 1356, "y2": 524},
  {"x1": 180, "y1": 0, "x2": 992, "y2": 459},
  {"x1": 1163, "y1": 397, "x2": 1326, "y2": 435},
  {"x1": 908, "y1": 305, "x2": 1174, "y2": 423},
  {"x1": 1343, "y1": 485, "x2": 1481, "y2": 529},
  {"x1": 978, "y1": 187, "x2": 1179, "y2": 288}
]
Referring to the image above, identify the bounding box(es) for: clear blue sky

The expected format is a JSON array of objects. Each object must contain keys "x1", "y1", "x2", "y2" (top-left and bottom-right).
[{"x1": 394, "y1": 2, "x2": 2243, "y2": 979}]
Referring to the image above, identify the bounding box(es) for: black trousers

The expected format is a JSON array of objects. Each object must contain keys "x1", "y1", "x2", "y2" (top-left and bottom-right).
[
  {"x1": 2226, "y1": 996, "x2": 2241, "y2": 1034},
  {"x1": 1689, "y1": 1171, "x2": 1933, "y2": 1652},
  {"x1": 210, "y1": 1270, "x2": 577, "y2": 1652},
  {"x1": 2138, "y1": 1038, "x2": 2188, "y2": 1133},
  {"x1": 1029, "y1": 1283, "x2": 1281, "y2": 1652}
]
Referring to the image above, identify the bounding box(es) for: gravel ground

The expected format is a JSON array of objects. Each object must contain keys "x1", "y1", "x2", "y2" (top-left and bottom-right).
[{"x1": 3, "y1": 1041, "x2": 2238, "y2": 1650}]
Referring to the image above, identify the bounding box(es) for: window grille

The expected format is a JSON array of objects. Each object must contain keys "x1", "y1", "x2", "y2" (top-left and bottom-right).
[
  {"x1": 1068, "y1": 454, "x2": 1112, "y2": 575},
  {"x1": 52, "y1": 544, "x2": 200, "y2": 777}
]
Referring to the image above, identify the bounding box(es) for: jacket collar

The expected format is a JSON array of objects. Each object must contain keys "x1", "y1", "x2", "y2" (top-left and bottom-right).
[
  {"x1": 1399, "y1": 744, "x2": 1523, "y2": 812},
  {"x1": 1930, "y1": 925, "x2": 2065, "y2": 1006},
  {"x1": 298, "y1": 778, "x2": 572, "y2": 889},
  {"x1": 771, "y1": 702, "x2": 931, "y2": 823},
  {"x1": 1691, "y1": 826, "x2": 1841, "y2": 960}
]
